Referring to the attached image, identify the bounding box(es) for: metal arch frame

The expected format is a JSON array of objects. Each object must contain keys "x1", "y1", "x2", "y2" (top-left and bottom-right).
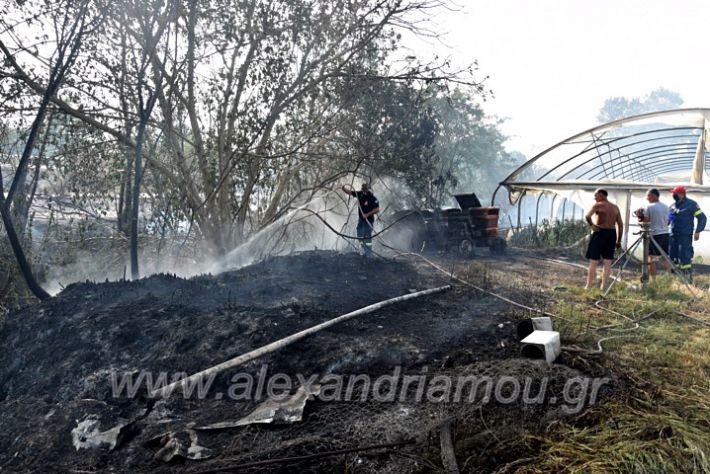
[
  {"x1": 566, "y1": 141, "x2": 700, "y2": 181},
  {"x1": 589, "y1": 154, "x2": 703, "y2": 180},
  {"x1": 583, "y1": 149, "x2": 699, "y2": 181},
  {"x1": 643, "y1": 161, "x2": 710, "y2": 177},
  {"x1": 589, "y1": 130, "x2": 613, "y2": 178},
  {"x1": 493, "y1": 126, "x2": 701, "y2": 203},
  {"x1": 565, "y1": 130, "x2": 695, "y2": 145},
  {"x1": 550, "y1": 194, "x2": 558, "y2": 220},
  {"x1": 571, "y1": 149, "x2": 709, "y2": 183},
  {"x1": 504, "y1": 181, "x2": 710, "y2": 193},
  {"x1": 491, "y1": 108, "x2": 710, "y2": 205},
  {"x1": 596, "y1": 135, "x2": 695, "y2": 183},
  {"x1": 532, "y1": 127, "x2": 701, "y2": 182},
  {"x1": 534, "y1": 193, "x2": 544, "y2": 227},
  {"x1": 500, "y1": 108, "x2": 710, "y2": 184}
]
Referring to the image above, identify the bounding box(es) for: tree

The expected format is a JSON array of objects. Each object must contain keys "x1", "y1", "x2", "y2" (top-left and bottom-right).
[
  {"x1": 117, "y1": 0, "x2": 175, "y2": 279},
  {"x1": 431, "y1": 90, "x2": 521, "y2": 204},
  {"x1": 597, "y1": 87, "x2": 683, "y2": 123},
  {"x1": 332, "y1": 81, "x2": 519, "y2": 208},
  {"x1": 0, "y1": 0, "x2": 496, "y2": 292},
  {"x1": 0, "y1": 0, "x2": 107, "y2": 299},
  {"x1": 2, "y1": 0, "x2": 481, "y2": 257}
]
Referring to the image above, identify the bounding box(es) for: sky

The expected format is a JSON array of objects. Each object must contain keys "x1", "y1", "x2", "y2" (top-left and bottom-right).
[{"x1": 406, "y1": 0, "x2": 710, "y2": 157}]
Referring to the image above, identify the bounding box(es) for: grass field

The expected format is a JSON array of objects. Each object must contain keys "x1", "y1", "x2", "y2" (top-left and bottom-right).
[{"x1": 503, "y1": 272, "x2": 710, "y2": 473}]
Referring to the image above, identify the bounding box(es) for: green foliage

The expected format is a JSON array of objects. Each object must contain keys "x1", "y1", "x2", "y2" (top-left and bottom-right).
[
  {"x1": 0, "y1": 239, "x2": 35, "y2": 310},
  {"x1": 345, "y1": 84, "x2": 522, "y2": 209},
  {"x1": 508, "y1": 218, "x2": 589, "y2": 248},
  {"x1": 429, "y1": 90, "x2": 522, "y2": 203}
]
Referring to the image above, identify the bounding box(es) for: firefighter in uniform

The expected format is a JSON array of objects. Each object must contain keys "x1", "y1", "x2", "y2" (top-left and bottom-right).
[
  {"x1": 341, "y1": 182, "x2": 380, "y2": 257},
  {"x1": 668, "y1": 185, "x2": 706, "y2": 280}
]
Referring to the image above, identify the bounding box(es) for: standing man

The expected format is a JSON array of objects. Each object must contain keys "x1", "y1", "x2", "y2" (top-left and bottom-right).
[
  {"x1": 668, "y1": 185, "x2": 706, "y2": 280},
  {"x1": 341, "y1": 182, "x2": 380, "y2": 257},
  {"x1": 641, "y1": 188, "x2": 671, "y2": 278},
  {"x1": 584, "y1": 189, "x2": 624, "y2": 290}
]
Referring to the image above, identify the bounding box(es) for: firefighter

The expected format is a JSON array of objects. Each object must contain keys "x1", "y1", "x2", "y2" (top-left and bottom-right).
[
  {"x1": 341, "y1": 182, "x2": 380, "y2": 257},
  {"x1": 668, "y1": 185, "x2": 706, "y2": 280}
]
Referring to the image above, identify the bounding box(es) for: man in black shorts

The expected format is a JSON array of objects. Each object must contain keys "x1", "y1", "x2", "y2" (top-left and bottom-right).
[{"x1": 584, "y1": 189, "x2": 624, "y2": 290}]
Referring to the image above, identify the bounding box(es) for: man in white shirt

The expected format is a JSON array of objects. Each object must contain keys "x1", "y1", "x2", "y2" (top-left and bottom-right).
[{"x1": 642, "y1": 188, "x2": 671, "y2": 277}]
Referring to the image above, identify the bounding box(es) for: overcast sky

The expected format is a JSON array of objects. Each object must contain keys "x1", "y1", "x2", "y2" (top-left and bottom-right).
[{"x1": 409, "y1": 0, "x2": 710, "y2": 157}]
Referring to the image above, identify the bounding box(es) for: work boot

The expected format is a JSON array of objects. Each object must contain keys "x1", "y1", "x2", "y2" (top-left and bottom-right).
[
  {"x1": 679, "y1": 264, "x2": 693, "y2": 281},
  {"x1": 676, "y1": 268, "x2": 692, "y2": 283},
  {"x1": 361, "y1": 241, "x2": 374, "y2": 258}
]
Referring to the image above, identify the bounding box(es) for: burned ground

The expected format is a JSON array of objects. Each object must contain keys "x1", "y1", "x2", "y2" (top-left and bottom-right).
[{"x1": 0, "y1": 250, "x2": 617, "y2": 473}]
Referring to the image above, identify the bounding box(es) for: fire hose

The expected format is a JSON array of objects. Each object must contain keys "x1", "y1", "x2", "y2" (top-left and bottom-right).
[
  {"x1": 292, "y1": 201, "x2": 708, "y2": 357},
  {"x1": 151, "y1": 285, "x2": 450, "y2": 398},
  {"x1": 301, "y1": 203, "x2": 566, "y2": 318}
]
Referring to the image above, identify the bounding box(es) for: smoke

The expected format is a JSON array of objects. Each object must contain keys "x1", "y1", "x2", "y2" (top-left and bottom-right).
[
  {"x1": 213, "y1": 190, "x2": 360, "y2": 273},
  {"x1": 41, "y1": 238, "x2": 218, "y2": 295},
  {"x1": 40, "y1": 178, "x2": 426, "y2": 294}
]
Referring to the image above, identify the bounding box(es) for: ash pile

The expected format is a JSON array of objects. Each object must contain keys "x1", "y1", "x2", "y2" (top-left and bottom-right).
[{"x1": 0, "y1": 251, "x2": 610, "y2": 473}]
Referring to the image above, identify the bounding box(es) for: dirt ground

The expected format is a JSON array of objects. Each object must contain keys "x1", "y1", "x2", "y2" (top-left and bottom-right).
[{"x1": 0, "y1": 249, "x2": 623, "y2": 473}]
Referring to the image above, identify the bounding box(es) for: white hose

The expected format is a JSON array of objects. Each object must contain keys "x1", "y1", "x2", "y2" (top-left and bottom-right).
[{"x1": 151, "y1": 285, "x2": 451, "y2": 398}]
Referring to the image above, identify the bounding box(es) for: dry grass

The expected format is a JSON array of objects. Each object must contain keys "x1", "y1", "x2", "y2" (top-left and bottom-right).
[{"x1": 491, "y1": 269, "x2": 710, "y2": 473}]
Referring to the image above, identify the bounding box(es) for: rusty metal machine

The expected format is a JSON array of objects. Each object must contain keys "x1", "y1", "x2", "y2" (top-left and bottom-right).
[{"x1": 389, "y1": 193, "x2": 506, "y2": 256}]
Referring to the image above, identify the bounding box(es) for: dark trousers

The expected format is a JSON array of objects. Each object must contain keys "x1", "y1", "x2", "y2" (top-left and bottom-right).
[
  {"x1": 669, "y1": 233, "x2": 694, "y2": 270},
  {"x1": 357, "y1": 219, "x2": 373, "y2": 255}
]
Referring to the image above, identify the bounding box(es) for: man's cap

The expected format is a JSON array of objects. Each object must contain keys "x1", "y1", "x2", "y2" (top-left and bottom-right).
[{"x1": 670, "y1": 185, "x2": 687, "y2": 194}]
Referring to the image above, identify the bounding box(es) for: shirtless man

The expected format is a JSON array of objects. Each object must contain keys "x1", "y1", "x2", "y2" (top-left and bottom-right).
[{"x1": 584, "y1": 189, "x2": 624, "y2": 290}]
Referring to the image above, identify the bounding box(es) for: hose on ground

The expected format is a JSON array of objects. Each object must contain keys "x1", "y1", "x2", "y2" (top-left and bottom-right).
[
  {"x1": 297, "y1": 205, "x2": 545, "y2": 319},
  {"x1": 304, "y1": 205, "x2": 706, "y2": 356},
  {"x1": 152, "y1": 285, "x2": 451, "y2": 398}
]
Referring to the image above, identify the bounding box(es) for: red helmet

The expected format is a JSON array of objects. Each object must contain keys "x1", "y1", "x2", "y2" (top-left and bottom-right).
[{"x1": 670, "y1": 185, "x2": 687, "y2": 194}]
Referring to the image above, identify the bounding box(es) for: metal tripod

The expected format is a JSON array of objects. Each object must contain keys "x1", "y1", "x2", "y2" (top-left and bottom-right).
[{"x1": 603, "y1": 222, "x2": 697, "y2": 297}]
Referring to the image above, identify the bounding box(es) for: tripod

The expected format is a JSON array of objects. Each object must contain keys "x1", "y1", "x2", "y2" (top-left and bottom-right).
[{"x1": 603, "y1": 222, "x2": 697, "y2": 297}]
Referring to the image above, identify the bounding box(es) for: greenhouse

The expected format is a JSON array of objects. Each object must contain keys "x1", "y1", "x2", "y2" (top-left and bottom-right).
[{"x1": 493, "y1": 108, "x2": 710, "y2": 256}]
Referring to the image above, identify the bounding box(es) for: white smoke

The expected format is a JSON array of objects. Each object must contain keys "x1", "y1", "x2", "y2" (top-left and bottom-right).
[
  {"x1": 41, "y1": 178, "x2": 423, "y2": 293},
  {"x1": 214, "y1": 190, "x2": 362, "y2": 272}
]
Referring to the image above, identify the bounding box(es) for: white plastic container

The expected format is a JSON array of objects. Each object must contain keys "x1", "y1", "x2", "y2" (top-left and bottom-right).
[{"x1": 520, "y1": 330, "x2": 561, "y2": 364}]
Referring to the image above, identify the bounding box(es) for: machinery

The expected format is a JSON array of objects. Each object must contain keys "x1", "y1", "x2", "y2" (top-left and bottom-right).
[{"x1": 389, "y1": 193, "x2": 506, "y2": 256}]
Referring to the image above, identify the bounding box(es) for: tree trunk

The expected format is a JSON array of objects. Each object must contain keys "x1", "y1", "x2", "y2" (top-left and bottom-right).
[
  {"x1": 20, "y1": 111, "x2": 55, "y2": 232},
  {"x1": 0, "y1": 193, "x2": 49, "y2": 300},
  {"x1": 130, "y1": 119, "x2": 146, "y2": 280},
  {"x1": 117, "y1": 154, "x2": 133, "y2": 235}
]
